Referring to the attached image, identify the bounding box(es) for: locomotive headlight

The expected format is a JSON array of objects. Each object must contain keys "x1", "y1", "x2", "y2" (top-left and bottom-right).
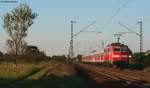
[{"x1": 129, "y1": 55, "x2": 132, "y2": 58}]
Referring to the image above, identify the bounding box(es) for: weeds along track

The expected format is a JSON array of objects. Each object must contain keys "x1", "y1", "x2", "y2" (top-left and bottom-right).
[
  {"x1": 78, "y1": 64, "x2": 150, "y2": 88},
  {"x1": 4, "y1": 64, "x2": 57, "y2": 88}
]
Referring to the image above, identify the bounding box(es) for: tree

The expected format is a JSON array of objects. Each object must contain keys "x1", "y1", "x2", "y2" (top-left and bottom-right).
[
  {"x1": 3, "y1": 4, "x2": 38, "y2": 56},
  {"x1": 144, "y1": 54, "x2": 150, "y2": 67},
  {"x1": 130, "y1": 53, "x2": 144, "y2": 63},
  {"x1": 26, "y1": 46, "x2": 39, "y2": 54}
]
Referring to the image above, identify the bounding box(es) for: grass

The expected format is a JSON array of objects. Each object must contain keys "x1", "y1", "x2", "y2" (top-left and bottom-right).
[
  {"x1": 8, "y1": 63, "x2": 54, "y2": 88},
  {"x1": 36, "y1": 62, "x2": 92, "y2": 88},
  {"x1": 0, "y1": 62, "x2": 45, "y2": 87},
  {"x1": 0, "y1": 61, "x2": 92, "y2": 88},
  {"x1": 36, "y1": 74, "x2": 91, "y2": 88}
]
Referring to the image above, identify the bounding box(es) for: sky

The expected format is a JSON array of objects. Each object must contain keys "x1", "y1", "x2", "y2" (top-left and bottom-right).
[{"x1": 0, "y1": 0, "x2": 150, "y2": 56}]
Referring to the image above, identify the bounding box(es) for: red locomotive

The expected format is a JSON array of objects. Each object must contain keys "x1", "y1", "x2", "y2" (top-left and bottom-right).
[{"x1": 81, "y1": 43, "x2": 130, "y2": 64}]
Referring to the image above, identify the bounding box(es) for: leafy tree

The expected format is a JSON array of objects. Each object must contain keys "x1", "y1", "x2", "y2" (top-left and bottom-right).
[
  {"x1": 26, "y1": 45, "x2": 39, "y2": 55},
  {"x1": 144, "y1": 54, "x2": 150, "y2": 67},
  {"x1": 130, "y1": 53, "x2": 144, "y2": 63},
  {"x1": 3, "y1": 4, "x2": 38, "y2": 56}
]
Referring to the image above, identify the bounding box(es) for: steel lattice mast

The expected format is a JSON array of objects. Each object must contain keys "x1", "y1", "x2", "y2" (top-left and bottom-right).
[
  {"x1": 69, "y1": 21, "x2": 96, "y2": 59},
  {"x1": 69, "y1": 20, "x2": 76, "y2": 59},
  {"x1": 138, "y1": 21, "x2": 143, "y2": 60}
]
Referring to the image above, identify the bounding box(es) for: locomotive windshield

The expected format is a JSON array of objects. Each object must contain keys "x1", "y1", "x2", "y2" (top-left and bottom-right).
[
  {"x1": 121, "y1": 47, "x2": 127, "y2": 51},
  {"x1": 114, "y1": 47, "x2": 121, "y2": 51},
  {"x1": 114, "y1": 47, "x2": 127, "y2": 52}
]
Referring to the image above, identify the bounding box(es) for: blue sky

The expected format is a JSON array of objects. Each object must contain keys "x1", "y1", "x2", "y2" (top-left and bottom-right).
[{"x1": 0, "y1": 0, "x2": 150, "y2": 56}]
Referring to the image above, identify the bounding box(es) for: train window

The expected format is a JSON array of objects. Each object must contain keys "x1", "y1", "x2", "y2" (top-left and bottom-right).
[
  {"x1": 104, "y1": 49, "x2": 107, "y2": 52},
  {"x1": 96, "y1": 54, "x2": 98, "y2": 57},
  {"x1": 96, "y1": 54, "x2": 101, "y2": 57},
  {"x1": 107, "y1": 49, "x2": 109, "y2": 52},
  {"x1": 108, "y1": 49, "x2": 112, "y2": 52},
  {"x1": 114, "y1": 47, "x2": 121, "y2": 51},
  {"x1": 121, "y1": 47, "x2": 127, "y2": 51},
  {"x1": 104, "y1": 48, "x2": 110, "y2": 53}
]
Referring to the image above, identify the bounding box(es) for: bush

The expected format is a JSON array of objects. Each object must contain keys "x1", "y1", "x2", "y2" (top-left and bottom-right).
[
  {"x1": 129, "y1": 52, "x2": 145, "y2": 64},
  {"x1": 129, "y1": 63, "x2": 145, "y2": 70},
  {"x1": 144, "y1": 54, "x2": 150, "y2": 67}
]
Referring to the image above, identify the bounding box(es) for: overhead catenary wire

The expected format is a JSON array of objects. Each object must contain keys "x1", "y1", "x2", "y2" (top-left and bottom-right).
[
  {"x1": 118, "y1": 21, "x2": 144, "y2": 60},
  {"x1": 73, "y1": 21, "x2": 96, "y2": 37},
  {"x1": 101, "y1": 0, "x2": 131, "y2": 29},
  {"x1": 118, "y1": 22, "x2": 140, "y2": 36},
  {"x1": 0, "y1": 0, "x2": 18, "y2": 3}
]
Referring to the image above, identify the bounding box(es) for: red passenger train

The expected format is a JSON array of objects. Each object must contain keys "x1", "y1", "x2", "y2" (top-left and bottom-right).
[{"x1": 81, "y1": 43, "x2": 130, "y2": 64}]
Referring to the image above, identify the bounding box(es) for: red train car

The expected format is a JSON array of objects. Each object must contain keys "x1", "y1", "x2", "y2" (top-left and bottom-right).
[{"x1": 81, "y1": 43, "x2": 129, "y2": 64}]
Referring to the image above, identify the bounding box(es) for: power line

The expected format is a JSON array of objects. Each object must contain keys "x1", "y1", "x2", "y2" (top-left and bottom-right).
[
  {"x1": 143, "y1": 18, "x2": 150, "y2": 23},
  {"x1": 101, "y1": 0, "x2": 131, "y2": 29},
  {"x1": 118, "y1": 22, "x2": 139, "y2": 36},
  {"x1": 114, "y1": 31, "x2": 134, "y2": 43},
  {"x1": 82, "y1": 31, "x2": 101, "y2": 34},
  {"x1": 73, "y1": 21, "x2": 96, "y2": 37}
]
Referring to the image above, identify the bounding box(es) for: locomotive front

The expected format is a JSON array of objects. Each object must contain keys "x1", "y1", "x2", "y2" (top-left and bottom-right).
[{"x1": 109, "y1": 43, "x2": 129, "y2": 64}]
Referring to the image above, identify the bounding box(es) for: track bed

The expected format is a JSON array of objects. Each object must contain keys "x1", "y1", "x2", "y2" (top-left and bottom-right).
[{"x1": 77, "y1": 64, "x2": 150, "y2": 88}]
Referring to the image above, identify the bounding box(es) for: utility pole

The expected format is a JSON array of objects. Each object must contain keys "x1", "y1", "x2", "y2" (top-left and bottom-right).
[
  {"x1": 138, "y1": 21, "x2": 143, "y2": 60},
  {"x1": 69, "y1": 20, "x2": 76, "y2": 59},
  {"x1": 69, "y1": 21, "x2": 96, "y2": 59}
]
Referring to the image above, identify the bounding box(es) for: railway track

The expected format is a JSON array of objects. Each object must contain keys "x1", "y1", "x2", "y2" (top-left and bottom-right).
[
  {"x1": 78, "y1": 64, "x2": 150, "y2": 88},
  {"x1": 95, "y1": 70, "x2": 149, "y2": 88}
]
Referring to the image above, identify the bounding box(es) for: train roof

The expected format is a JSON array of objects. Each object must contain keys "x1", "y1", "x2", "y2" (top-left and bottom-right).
[{"x1": 107, "y1": 43, "x2": 128, "y2": 47}]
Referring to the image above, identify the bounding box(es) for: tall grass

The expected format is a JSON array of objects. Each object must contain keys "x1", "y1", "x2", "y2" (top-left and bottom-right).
[{"x1": 0, "y1": 62, "x2": 44, "y2": 87}]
